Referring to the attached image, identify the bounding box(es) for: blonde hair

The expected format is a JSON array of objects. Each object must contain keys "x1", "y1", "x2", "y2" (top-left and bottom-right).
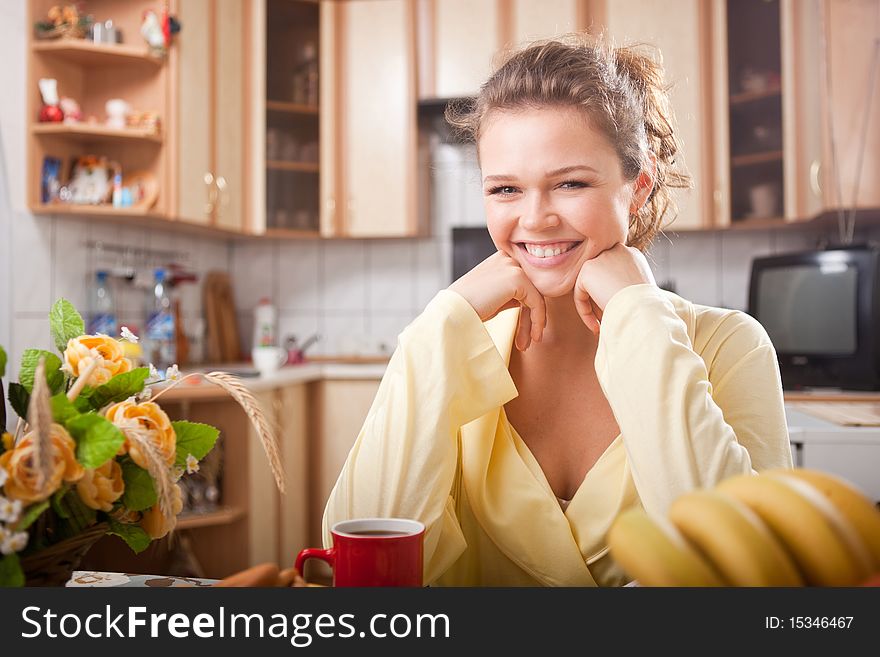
[{"x1": 445, "y1": 34, "x2": 692, "y2": 250}]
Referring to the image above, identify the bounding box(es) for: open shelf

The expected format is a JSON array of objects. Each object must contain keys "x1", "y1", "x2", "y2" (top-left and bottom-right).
[
  {"x1": 32, "y1": 38, "x2": 164, "y2": 66},
  {"x1": 266, "y1": 160, "x2": 319, "y2": 172},
  {"x1": 266, "y1": 100, "x2": 319, "y2": 115},
  {"x1": 31, "y1": 203, "x2": 159, "y2": 218},
  {"x1": 731, "y1": 150, "x2": 784, "y2": 167},
  {"x1": 177, "y1": 506, "x2": 246, "y2": 530},
  {"x1": 729, "y1": 87, "x2": 782, "y2": 105},
  {"x1": 32, "y1": 122, "x2": 162, "y2": 143}
]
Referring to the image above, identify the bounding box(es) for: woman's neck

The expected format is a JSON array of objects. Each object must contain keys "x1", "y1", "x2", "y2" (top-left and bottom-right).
[{"x1": 534, "y1": 293, "x2": 598, "y2": 356}]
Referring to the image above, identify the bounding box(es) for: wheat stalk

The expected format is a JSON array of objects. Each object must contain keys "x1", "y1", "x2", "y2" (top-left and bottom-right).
[
  {"x1": 27, "y1": 357, "x2": 55, "y2": 491},
  {"x1": 121, "y1": 424, "x2": 178, "y2": 523},
  {"x1": 202, "y1": 371, "x2": 286, "y2": 494}
]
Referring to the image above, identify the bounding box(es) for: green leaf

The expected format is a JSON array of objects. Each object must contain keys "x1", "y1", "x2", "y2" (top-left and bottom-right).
[
  {"x1": 120, "y1": 460, "x2": 157, "y2": 512},
  {"x1": 49, "y1": 298, "x2": 85, "y2": 353},
  {"x1": 7, "y1": 382, "x2": 29, "y2": 420},
  {"x1": 66, "y1": 414, "x2": 125, "y2": 469},
  {"x1": 89, "y1": 368, "x2": 150, "y2": 409},
  {"x1": 0, "y1": 554, "x2": 24, "y2": 588},
  {"x1": 14, "y1": 500, "x2": 50, "y2": 531},
  {"x1": 0, "y1": 344, "x2": 7, "y2": 378},
  {"x1": 172, "y1": 421, "x2": 219, "y2": 467},
  {"x1": 73, "y1": 388, "x2": 94, "y2": 413},
  {"x1": 19, "y1": 349, "x2": 64, "y2": 394},
  {"x1": 50, "y1": 392, "x2": 80, "y2": 424},
  {"x1": 107, "y1": 519, "x2": 151, "y2": 554}
]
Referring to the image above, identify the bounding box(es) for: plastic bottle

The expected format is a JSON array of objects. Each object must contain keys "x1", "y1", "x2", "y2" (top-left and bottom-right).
[
  {"x1": 88, "y1": 270, "x2": 118, "y2": 336},
  {"x1": 253, "y1": 297, "x2": 277, "y2": 349},
  {"x1": 144, "y1": 268, "x2": 176, "y2": 370}
]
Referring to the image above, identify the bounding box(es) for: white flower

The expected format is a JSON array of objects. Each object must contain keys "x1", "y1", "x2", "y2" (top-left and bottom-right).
[
  {"x1": 1, "y1": 530, "x2": 28, "y2": 555},
  {"x1": 145, "y1": 363, "x2": 162, "y2": 384},
  {"x1": 165, "y1": 364, "x2": 181, "y2": 381},
  {"x1": 120, "y1": 326, "x2": 139, "y2": 343},
  {"x1": 136, "y1": 387, "x2": 153, "y2": 402},
  {"x1": 172, "y1": 466, "x2": 184, "y2": 482},
  {"x1": 0, "y1": 496, "x2": 22, "y2": 524},
  {"x1": 0, "y1": 467, "x2": 7, "y2": 488},
  {"x1": 185, "y1": 454, "x2": 200, "y2": 475}
]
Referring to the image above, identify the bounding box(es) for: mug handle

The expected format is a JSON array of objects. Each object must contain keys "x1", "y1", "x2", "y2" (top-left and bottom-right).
[
  {"x1": 276, "y1": 347, "x2": 290, "y2": 367},
  {"x1": 295, "y1": 547, "x2": 335, "y2": 580}
]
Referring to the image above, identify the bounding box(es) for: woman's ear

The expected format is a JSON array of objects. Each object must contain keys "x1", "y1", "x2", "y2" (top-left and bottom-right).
[{"x1": 630, "y1": 152, "x2": 657, "y2": 214}]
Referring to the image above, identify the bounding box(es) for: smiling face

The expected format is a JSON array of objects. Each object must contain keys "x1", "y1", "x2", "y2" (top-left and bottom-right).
[{"x1": 479, "y1": 106, "x2": 643, "y2": 298}]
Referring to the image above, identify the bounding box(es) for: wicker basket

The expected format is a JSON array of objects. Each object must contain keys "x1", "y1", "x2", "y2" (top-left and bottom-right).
[{"x1": 20, "y1": 523, "x2": 108, "y2": 587}]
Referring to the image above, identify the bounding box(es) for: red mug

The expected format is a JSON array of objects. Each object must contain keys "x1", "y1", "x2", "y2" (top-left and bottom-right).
[{"x1": 295, "y1": 518, "x2": 425, "y2": 587}]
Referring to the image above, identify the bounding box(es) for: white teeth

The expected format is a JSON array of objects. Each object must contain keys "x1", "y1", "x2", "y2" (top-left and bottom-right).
[{"x1": 524, "y1": 243, "x2": 576, "y2": 258}]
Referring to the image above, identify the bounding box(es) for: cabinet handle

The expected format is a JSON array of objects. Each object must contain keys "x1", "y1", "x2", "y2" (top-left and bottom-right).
[
  {"x1": 204, "y1": 172, "x2": 217, "y2": 215},
  {"x1": 216, "y1": 175, "x2": 229, "y2": 209},
  {"x1": 809, "y1": 160, "x2": 822, "y2": 199}
]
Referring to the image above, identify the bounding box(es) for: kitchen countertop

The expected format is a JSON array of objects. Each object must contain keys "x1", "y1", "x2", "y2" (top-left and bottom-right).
[{"x1": 154, "y1": 361, "x2": 388, "y2": 401}]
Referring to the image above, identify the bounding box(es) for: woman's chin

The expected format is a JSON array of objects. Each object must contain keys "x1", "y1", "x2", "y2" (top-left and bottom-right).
[{"x1": 531, "y1": 277, "x2": 576, "y2": 299}]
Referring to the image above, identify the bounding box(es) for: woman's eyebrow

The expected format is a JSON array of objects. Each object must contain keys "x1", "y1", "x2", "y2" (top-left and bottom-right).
[{"x1": 483, "y1": 165, "x2": 598, "y2": 184}]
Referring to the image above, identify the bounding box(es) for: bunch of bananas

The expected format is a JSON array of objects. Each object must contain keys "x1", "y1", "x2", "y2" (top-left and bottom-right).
[{"x1": 607, "y1": 468, "x2": 880, "y2": 586}]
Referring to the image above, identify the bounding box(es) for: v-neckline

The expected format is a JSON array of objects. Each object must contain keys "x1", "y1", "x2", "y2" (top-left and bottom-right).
[{"x1": 501, "y1": 406, "x2": 623, "y2": 517}]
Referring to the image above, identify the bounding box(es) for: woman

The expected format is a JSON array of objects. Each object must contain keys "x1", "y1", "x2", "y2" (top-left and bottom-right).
[{"x1": 323, "y1": 36, "x2": 792, "y2": 586}]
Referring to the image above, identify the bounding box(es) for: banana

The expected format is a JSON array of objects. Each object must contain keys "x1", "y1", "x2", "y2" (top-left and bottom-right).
[
  {"x1": 717, "y1": 473, "x2": 873, "y2": 586},
  {"x1": 607, "y1": 507, "x2": 724, "y2": 586},
  {"x1": 766, "y1": 468, "x2": 880, "y2": 572},
  {"x1": 668, "y1": 490, "x2": 804, "y2": 586}
]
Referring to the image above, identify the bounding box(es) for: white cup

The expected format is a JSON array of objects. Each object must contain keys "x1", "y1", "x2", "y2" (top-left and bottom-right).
[{"x1": 252, "y1": 346, "x2": 288, "y2": 377}]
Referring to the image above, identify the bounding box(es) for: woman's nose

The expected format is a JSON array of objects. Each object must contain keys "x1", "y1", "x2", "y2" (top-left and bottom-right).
[{"x1": 520, "y1": 193, "x2": 560, "y2": 231}]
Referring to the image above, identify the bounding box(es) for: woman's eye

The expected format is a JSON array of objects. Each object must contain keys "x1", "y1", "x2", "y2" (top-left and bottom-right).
[
  {"x1": 559, "y1": 180, "x2": 588, "y2": 189},
  {"x1": 487, "y1": 185, "x2": 518, "y2": 196}
]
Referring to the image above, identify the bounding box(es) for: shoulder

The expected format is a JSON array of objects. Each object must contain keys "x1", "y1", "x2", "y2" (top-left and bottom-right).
[{"x1": 661, "y1": 290, "x2": 774, "y2": 360}]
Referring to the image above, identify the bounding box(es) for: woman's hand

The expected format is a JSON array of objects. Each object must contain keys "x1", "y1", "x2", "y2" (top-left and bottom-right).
[
  {"x1": 449, "y1": 251, "x2": 546, "y2": 351},
  {"x1": 574, "y1": 243, "x2": 656, "y2": 334}
]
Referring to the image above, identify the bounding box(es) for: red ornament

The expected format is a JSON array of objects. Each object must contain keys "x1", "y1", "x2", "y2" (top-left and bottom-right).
[{"x1": 39, "y1": 104, "x2": 64, "y2": 122}]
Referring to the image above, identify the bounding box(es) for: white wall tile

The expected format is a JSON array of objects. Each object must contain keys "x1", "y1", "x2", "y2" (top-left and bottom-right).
[
  {"x1": 321, "y1": 241, "x2": 366, "y2": 312},
  {"x1": 52, "y1": 217, "x2": 90, "y2": 314},
  {"x1": 9, "y1": 314, "x2": 52, "y2": 381},
  {"x1": 320, "y1": 312, "x2": 368, "y2": 356},
  {"x1": 278, "y1": 241, "x2": 321, "y2": 311},
  {"x1": 278, "y1": 311, "x2": 321, "y2": 356},
  {"x1": 720, "y1": 231, "x2": 775, "y2": 311},
  {"x1": 666, "y1": 232, "x2": 721, "y2": 306},
  {"x1": 368, "y1": 240, "x2": 416, "y2": 312},
  {"x1": 369, "y1": 312, "x2": 417, "y2": 356},
  {"x1": 415, "y1": 237, "x2": 450, "y2": 311},
  {"x1": 232, "y1": 241, "x2": 276, "y2": 313},
  {"x1": 12, "y1": 212, "x2": 53, "y2": 314}
]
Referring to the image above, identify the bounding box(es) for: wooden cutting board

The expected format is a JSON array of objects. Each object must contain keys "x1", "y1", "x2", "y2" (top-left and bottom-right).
[{"x1": 203, "y1": 271, "x2": 241, "y2": 363}]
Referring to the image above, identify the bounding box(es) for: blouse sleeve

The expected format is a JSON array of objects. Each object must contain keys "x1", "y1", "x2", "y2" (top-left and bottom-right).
[
  {"x1": 322, "y1": 289, "x2": 518, "y2": 583},
  {"x1": 594, "y1": 284, "x2": 792, "y2": 518}
]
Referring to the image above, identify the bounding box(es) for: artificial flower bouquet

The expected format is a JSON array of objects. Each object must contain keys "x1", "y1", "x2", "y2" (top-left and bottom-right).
[{"x1": 0, "y1": 299, "x2": 284, "y2": 587}]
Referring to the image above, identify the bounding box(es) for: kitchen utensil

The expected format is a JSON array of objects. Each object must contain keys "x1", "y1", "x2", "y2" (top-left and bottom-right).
[
  {"x1": 203, "y1": 271, "x2": 241, "y2": 363},
  {"x1": 252, "y1": 345, "x2": 287, "y2": 376}
]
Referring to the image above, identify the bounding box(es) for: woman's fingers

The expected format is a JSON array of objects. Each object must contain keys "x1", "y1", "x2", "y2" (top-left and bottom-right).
[
  {"x1": 511, "y1": 277, "x2": 546, "y2": 345},
  {"x1": 515, "y1": 304, "x2": 532, "y2": 351},
  {"x1": 574, "y1": 282, "x2": 600, "y2": 335}
]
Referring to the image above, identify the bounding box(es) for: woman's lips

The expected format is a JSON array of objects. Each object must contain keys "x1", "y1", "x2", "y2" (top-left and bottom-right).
[{"x1": 517, "y1": 241, "x2": 583, "y2": 268}]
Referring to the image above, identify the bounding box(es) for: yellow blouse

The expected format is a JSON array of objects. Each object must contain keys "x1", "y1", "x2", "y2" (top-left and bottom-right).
[{"x1": 323, "y1": 284, "x2": 793, "y2": 586}]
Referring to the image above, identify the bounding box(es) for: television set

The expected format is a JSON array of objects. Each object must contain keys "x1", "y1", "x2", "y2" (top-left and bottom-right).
[{"x1": 748, "y1": 245, "x2": 880, "y2": 390}]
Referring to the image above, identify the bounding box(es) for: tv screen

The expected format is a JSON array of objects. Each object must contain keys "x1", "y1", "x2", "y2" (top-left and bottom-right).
[{"x1": 754, "y1": 263, "x2": 858, "y2": 355}]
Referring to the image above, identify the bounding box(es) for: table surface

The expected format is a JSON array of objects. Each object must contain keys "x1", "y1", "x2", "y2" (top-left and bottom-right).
[{"x1": 66, "y1": 571, "x2": 219, "y2": 587}]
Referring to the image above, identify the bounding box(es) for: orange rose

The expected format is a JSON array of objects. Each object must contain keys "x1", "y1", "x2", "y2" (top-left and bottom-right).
[
  {"x1": 140, "y1": 483, "x2": 183, "y2": 539},
  {"x1": 0, "y1": 424, "x2": 84, "y2": 502},
  {"x1": 104, "y1": 400, "x2": 176, "y2": 469},
  {"x1": 76, "y1": 459, "x2": 124, "y2": 512},
  {"x1": 62, "y1": 334, "x2": 132, "y2": 387}
]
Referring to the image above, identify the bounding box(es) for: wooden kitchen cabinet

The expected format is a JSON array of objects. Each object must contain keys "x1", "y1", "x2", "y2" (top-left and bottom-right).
[
  {"x1": 308, "y1": 378, "x2": 381, "y2": 544},
  {"x1": 709, "y1": 0, "x2": 880, "y2": 228},
  {"x1": 27, "y1": 0, "x2": 173, "y2": 220},
  {"x1": 417, "y1": 0, "x2": 590, "y2": 100},
  {"x1": 319, "y1": 0, "x2": 421, "y2": 238},
  {"x1": 176, "y1": 0, "x2": 245, "y2": 232},
  {"x1": 595, "y1": 0, "x2": 713, "y2": 230}
]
